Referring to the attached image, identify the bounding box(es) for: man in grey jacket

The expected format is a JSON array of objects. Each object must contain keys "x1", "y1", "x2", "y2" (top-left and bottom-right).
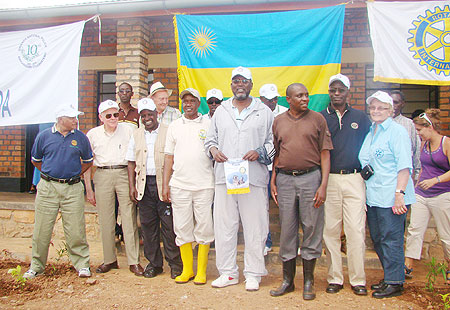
[{"x1": 205, "y1": 66, "x2": 274, "y2": 292}]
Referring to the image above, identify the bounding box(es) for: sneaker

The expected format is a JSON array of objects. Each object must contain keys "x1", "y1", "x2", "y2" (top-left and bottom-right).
[
  {"x1": 264, "y1": 246, "x2": 272, "y2": 256},
  {"x1": 23, "y1": 269, "x2": 39, "y2": 279},
  {"x1": 211, "y1": 274, "x2": 239, "y2": 288},
  {"x1": 245, "y1": 276, "x2": 260, "y2": 291},
  {"x1": 78, "y1": 267, "x2": 91, "y2": 278}
]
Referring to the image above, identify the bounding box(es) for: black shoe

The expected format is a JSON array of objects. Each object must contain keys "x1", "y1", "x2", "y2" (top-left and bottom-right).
[
  {"x1": 170, "y1": 268, "x2": 182, "y2": 279},
  {"x1": 326, "y1": 283, "x2": 343, "y2": 294},
  {"x1": 404, "y1": 265, "x2": 413, "y2": 279},
  {"x1": 372, "y1": 284, "x2": 403, "y2": 299},
  {"x1": 370, "y1": 279, "x2": 386, "y2": 291},
  {"x1": 143, "y1": 265, "x2": 163, "y2": 278},
  {"x1": 302, "y1": 258, "x2": 316, "y2": 300},
  {"x1": 351, "y1": 285, "x2": 368, "y2": 296},
  {"x1": 270, "y1": 259, "x2": 296, "y2": 297}
]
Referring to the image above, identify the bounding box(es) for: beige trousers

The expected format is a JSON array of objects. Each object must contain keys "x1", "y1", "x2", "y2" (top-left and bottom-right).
[
  {"x1": 93, "y1": 168, "x2": 139, "y2": 265},
  {"x1": 170, "y1": 186, "x2": 214, "y2": 246},
  {"x1": 323, "y1": 173, "x2": 366, "y2": 286},
  {"x1": 405, "y1": 192, "x2": 450, "y2": 261}
]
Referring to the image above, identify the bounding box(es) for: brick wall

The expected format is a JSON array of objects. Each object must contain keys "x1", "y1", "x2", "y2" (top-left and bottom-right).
[
  {"x1": 342, "y1": 63, "x2": 366, "y2": 111},
  {"x1": 0, "y1": 126, "x2": 25, "y2": 178},
  {"x1": 343, "y1": 8, "x2": 371, "y2": 48},
  {"x1": 78, "y1": 70, "x2": 98, "y2": 133},
  {"x1": 81, "y1": 19, "x2": 117, "y2": 57},
  {"x1": 148, "y1": 16, "x2": 176, "y2": 54},
  {"x1": 153, "y1": 68, "x2": 179, "y2": 108}
]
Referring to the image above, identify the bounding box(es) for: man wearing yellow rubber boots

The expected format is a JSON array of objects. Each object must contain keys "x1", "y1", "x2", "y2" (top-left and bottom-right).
[{"x1": 162, "y1": 88, "x2": 215, "y2": 285}]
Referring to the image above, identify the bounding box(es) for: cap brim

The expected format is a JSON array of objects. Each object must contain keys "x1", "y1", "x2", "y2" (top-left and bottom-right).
[{"x1": 151, "y1": 88, "x2": 173, "y2": 97}]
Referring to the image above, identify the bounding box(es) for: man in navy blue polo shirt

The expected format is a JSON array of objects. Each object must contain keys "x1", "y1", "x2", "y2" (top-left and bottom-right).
[
  {"x1": 320, "y1": 74, "x2": 371, "y2": 296},
  {"x1": 23, "y1": 105, "x2": 93, "y2": 279}
]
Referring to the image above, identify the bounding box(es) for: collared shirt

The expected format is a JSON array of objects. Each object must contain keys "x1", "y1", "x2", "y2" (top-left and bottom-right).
[
  {"x1": 118, "y1": 105, "x2": 139, "y2": 129},
  {"x1": 125, "y1": 127, "x2": 159, "y2": 176},
  {"x1": 393, "y1": 114, "x2": 421, "y2": 178},
  {"x1": 358, "y1": 117, "x2": 416, "y2": 208},
  {"x1": 86, "y1": 123, "x2": 133, "y2": 167},
  {"x1": 273, "y1": 104, "x2": 288, "y2": 117},
  {"x1": 31, "y1": 125, "x2": 93, "y2": 179},
  {"x1": 158, "y1": 106, "x2": 182, "y2": 125},
  {"x1": 231, "y1": 98, "x2": 257, "y2": 129},
  {"x1": 165, "y1": 114, "x2": 214, "y2": 190},
  {"x1": 320, "y1": 104, "x2": 371, "y2": 173}
]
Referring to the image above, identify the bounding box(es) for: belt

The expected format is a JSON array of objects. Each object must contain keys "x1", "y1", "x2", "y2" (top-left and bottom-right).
[
  {"x1": 97, "y1": 165, "x2": 128, "y2": 169},
  {"x1": 331, "y1": 169, "x2": 361, "y2": 175},
  {"x1": 41, "y1": 173, "x2": 81, "y2": 185},
  {"x1": 276, "y1": 166, "x2": 319, "y2": 176}
]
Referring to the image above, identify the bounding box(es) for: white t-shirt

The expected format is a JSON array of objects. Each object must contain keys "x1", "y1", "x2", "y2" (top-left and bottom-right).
[{"x1": 165, "y1": 115, "x2": 214, "y2": 190}]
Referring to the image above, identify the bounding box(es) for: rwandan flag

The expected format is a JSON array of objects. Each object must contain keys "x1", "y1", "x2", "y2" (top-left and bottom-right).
[{"x1": 174, "y1": 5, "x2": 345, "y2": 114}]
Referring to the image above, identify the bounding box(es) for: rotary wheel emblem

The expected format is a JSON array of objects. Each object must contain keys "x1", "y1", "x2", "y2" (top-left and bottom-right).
[{"x1": 408, "y1": 5, "x2": 450, "y2": 76}]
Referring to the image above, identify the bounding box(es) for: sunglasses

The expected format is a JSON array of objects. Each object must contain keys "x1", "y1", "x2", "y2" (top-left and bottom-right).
[
  {"x1": 105, "y1": 112, "x2": 119, "y2": 119},
  {"x1": 232, "y1": 78, "x2": 251, "y2": 85},
  {"x1": 208, "y1": 100, "x2": 222, "y2": 105},
  {"x1": 419, "y1": 112, "x2": 433, "y2": 126}
]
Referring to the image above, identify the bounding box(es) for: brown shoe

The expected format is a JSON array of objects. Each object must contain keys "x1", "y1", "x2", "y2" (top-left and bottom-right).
[
  {"x1": 129, "y1": 264, "x2": 144, "y2": 276},
  {"x1": 96, "y1": 261, "x2": 119, "y2": 273}
]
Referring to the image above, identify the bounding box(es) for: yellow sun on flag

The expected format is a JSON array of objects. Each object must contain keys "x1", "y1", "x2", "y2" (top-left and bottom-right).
[{"x1": 188, "y1": 26, "x2": 217, "y2": 57}]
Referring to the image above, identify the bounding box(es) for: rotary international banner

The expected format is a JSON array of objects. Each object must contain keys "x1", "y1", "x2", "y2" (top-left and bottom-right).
[
  {"x1": 367, "y1": 1, "x2": 450, "y2": 85},
  {"x1": 0, "y1": 21, "x2": 86, "y2": 126},
  {"x1": 174, "y1": 5, "x2": 345, "y2": 114}
]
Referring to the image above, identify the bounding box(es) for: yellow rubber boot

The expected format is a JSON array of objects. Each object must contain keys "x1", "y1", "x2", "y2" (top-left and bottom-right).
[
  {"x1": 193, "y1": 243, "x2": 210, "y2": 285},
  {"x1": 175, "y1": 243, "x2": 194, "y2": 284}
]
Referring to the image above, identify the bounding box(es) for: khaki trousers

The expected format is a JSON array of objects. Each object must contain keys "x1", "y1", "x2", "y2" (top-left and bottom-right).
[
  {"x1": 405, "y1": 192, "x2": 450, "y2": 261},
  {"x1": 323, "y1": 173, "x2": 366, "y2": 286},
  {"x1": 31, "y1": 179, "x2": 90, "y2": 273},
  {"x1": 93, "y1": 168, "x2": 139, "y2": 265},
  {"x1": 170, "y1": 187, "x2": 214, "y2": 246}
]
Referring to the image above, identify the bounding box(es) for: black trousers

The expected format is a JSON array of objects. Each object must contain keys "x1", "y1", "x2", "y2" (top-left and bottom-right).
[{"x1": 138, "y1": 176, "x2": 181, "y2": 270}]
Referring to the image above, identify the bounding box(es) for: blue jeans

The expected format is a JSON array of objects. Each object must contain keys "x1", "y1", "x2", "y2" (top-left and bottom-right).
[{"x1": 367, "y1": 205, "x2": 409, "y2": 284}]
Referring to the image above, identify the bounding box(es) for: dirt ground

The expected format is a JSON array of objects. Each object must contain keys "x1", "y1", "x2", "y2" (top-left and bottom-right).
[{"x1": 0, "y1": 241, "x2": 449, "y2": 310}]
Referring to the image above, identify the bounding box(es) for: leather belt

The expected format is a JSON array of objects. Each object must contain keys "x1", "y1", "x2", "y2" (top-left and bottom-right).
[
  {"x1": 41, "y1": 173, "x2": 81, "y2": 185},
  {"x1": 276, "y1": 166, "x2": 319, "y2": 176},
  {"x1": 331, "y1": 169, "x2": 361, "y2": 175},
  {"x1": 97, "y1": 165, "x2": 128, "y2": 169}
]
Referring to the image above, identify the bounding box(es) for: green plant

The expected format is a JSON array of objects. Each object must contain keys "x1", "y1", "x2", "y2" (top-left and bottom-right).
[
  {"x1": 441, "y1": 293, "x2": 450, "y2": 310},
  {"x1": 425, "y1": 257, "x2": 447, "y2": 291},
  {"x1": 7, "y1": 265, "x2": 27, "y2": 287},
  {"x1": 50, "y1": 241, "x2": 69, "y2": 274}
]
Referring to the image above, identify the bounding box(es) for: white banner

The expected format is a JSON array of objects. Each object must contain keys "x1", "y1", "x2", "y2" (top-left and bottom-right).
[
  {"x1": 367, "y1": 1, "x2": 450, "y2": 85},
  {"x1": 0, "y1": 21, "x2": 86, "y2": 126}
]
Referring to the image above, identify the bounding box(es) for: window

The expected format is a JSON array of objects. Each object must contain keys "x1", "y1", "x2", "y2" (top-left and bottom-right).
[{"x1": 365, "y1": 65, "x2": 438, "y2": 117}]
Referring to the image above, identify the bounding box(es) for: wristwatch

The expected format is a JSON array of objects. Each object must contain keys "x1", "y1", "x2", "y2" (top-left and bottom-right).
[{"x1": 395, "y1": 189, "x2": 405, "y2": 195}]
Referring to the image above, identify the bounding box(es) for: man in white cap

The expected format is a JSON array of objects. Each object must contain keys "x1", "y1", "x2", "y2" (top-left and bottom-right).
[
  {"x1": 259, "y1": 83, "x2": 288, "y2": 255},
  {"x1": 149, "y1": 81, "x2": 181, "y2": 125},
  {"x1": 24, "y1": 105, "x2": 93, "y2": 279},
  {"x1": 320, "y1": 74, "x2": 371, "y2": 296},
  {"x1": 162, "y1": 88, "x2": 214, "y2": 285},
  {"x1": 206, "y1": 88, "x2": 223, "y2": 119},
  {"x1": 126, "y1": 98, "x2": 182, "y2": 279},
  {"x1": 84, "y1": 100, "x2": 143, "y2": 276},
  {"x1": 205, "y1": 66, "x2": 274, "y2": 291}
]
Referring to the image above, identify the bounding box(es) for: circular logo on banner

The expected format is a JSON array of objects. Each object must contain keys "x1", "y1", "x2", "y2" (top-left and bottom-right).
[
  {"x1": 189, "y1": 26, "x2": 217, "y2": 58},
  {"x1": 408, "y1": 5, "x2": 450, "y2": 76},
  {"x1": 18, "y1": 34, "x2": 47, "y2": 68}
]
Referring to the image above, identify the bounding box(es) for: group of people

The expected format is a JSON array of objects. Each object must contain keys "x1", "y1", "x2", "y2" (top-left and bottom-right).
[{"x1": 23, "y1": 66, "x2": 449, "y2": 301}]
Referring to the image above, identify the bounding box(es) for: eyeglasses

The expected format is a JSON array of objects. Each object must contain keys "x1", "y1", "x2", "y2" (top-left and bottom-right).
[
  {"x1": 232, "y1": 79, "x2": 251, "y2": 85},
  {"x1": 368, "y1": 106, "x2": 390, "y2": 111},
  {"x1": 419, "y1": 112, "x2": 433, "y2": 126},
  {"x1": 208, "y1": 100, "x2": 222, "y2": 105},
  {"x1": 105, "y1": 112, "x2": 119, "y2": 119},
  {"x1": 329, "y1": 88, "x2": 347, "y2": 93},
  {"x1": 118, "y1": 89, "x2": 132, "y2": 94}
]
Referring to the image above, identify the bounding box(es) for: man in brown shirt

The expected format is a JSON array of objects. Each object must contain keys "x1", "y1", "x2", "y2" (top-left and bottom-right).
[
  {"x1": 270, "y1": 83, "x2": 332, "y2": 300},
  {"x1": 117, "y1": 82, "x2": 139, "y2": 129}
]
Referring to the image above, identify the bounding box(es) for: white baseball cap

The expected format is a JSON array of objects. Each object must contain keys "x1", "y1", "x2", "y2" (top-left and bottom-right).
[
  {"x1": 206, "y1": 88, "x2": 223, "y2": 101},
  {"x1": 55, "y1": 105, "x2": 84, "y2": 118},
  {"x1": 329, "y1": 73, "x2": 351, "y2": 89},
  {"x1": 138, "y1": 98, "x2": 157, "y2": 113},
  {"x1": 231, "y1": 66, "x2": 252, "y2": 80},
  {"x1": 366, "y1": 91, "x2": 393, "y2": 107},
  {"x1": 259, "y1": 84, "x2": 280, "y2": 100},
  {"x1": 149, "y1": 81, "x2": 173, "y2": 97},
  {"x1": 98, "y1": 100, "x2": 119, "y2": 114},
  {"x1": 180, "y1": 88, "x2": 201, "y2": 101}
]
